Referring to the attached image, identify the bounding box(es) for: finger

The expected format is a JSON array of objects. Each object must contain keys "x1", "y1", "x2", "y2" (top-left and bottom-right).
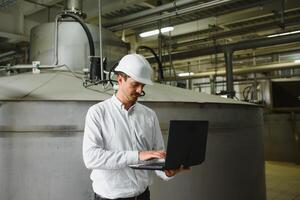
[{"x1": 151, "y1": 152, "x2": 165, "y2": 158}]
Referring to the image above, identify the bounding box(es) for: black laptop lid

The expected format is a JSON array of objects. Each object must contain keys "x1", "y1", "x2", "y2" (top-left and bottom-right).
[{"x1": 164, "y1": 120, "x2": 209, "y2": 170}]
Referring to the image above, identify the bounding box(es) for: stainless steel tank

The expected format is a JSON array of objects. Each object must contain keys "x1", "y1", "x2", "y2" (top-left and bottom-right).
[
  {"x1": 0, "y1": 71, "x2": 266, "y2": 200},
  {"x1": 30, "y1": 22, "x2": 128, "y2": 71}
]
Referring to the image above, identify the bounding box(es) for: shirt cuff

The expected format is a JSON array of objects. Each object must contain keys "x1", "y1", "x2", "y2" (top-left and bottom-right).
[
  {"x1": 155, "y1": 170, "x2": 174, "y2": 181},
  {"x1": 126, "y1": 151, "x2": 139, "y2": 165}
]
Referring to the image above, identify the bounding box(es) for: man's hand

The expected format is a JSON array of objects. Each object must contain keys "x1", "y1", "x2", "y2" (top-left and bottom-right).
[
  {"x1": 164, "y1": 166, "x2": 191, "y2": 177},
  {"x1": 139, "y1": 150, "x2": 166, "y2": 161}
]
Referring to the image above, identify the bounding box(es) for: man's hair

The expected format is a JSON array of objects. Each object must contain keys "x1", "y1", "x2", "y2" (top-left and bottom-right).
[{"x1": 115, "y1": 71, "x2": 129, "y2": 81}]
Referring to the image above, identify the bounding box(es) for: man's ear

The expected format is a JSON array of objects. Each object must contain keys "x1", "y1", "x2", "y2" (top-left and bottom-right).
[{"x1": 117, "y1": 75, "x2": 123, "y2": 85}]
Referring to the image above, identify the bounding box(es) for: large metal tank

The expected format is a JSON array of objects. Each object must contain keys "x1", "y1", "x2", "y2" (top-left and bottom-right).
[
  {"x1": 0, "y1": 71, "x2": 265, "y2": 200},
  {"x1": 30, "y1": 22, "x2": 128, "y2": 70}
]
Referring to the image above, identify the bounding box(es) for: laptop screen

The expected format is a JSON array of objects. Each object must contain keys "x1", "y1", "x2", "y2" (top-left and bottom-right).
[{"x1": 164, "y1": 120, "x2": 209, "y2": 170}]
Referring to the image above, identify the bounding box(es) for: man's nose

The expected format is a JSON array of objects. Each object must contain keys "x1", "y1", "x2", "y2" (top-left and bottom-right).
[{"x1": 136, "y1": 86, "x2": 143, "y2": 94}]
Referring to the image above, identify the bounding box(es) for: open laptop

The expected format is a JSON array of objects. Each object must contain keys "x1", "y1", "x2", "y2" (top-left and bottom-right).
[{"x1": 129, "y1": 120, "x2": 209, "y2": 170}]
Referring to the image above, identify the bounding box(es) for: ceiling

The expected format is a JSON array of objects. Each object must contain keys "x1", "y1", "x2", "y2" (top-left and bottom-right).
[{"x1": 1, "y1": 0, "x2": 300, "y2": 77}]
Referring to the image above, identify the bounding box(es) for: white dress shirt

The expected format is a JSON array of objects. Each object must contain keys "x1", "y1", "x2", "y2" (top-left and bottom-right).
[{"x1": 83, "y1": 95, "x2": 170, "y2": 199}]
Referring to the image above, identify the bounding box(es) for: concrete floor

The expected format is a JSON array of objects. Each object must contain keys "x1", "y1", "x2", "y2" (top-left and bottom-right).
[{"x1": 266, "y1": 161, "x2": 300, "y2": 200}]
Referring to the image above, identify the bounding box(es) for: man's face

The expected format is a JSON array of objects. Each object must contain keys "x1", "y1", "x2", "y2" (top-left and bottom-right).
[{"x1": 118, "y1": 75, "x2": 145, "y2": 103}]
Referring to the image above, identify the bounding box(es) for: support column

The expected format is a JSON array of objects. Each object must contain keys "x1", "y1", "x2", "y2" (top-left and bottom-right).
[{"x1": 224, "y1": 49, "x2": 235, "y2": 98}]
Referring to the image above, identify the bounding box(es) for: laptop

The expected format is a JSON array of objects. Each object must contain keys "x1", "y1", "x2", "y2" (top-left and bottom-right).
[{"x1": 129, "y1": 120, "x2": 209, "y2": 170}]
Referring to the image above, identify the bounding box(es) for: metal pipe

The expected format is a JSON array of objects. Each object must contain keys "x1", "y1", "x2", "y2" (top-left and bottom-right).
[
  {"x1": 0, "y1": 51, "x2": 16, "y2": 59},
  {"x1": 64, "y1": 0, "x2": 82, "y2": 12},
  {"x1": 104, "y1": 0, "x2": 197, "y2": 27},
  {"x1": 164, "y1": 61, "x2": 300, "y2": 80},
  {"x1": 193, "y1": 74, "x2": 300, "y2": 86},
  {"x1": 108, "y1": 0, "x2": 238, "y2": 31},
  {"x1": 98, "y1": 0, "x2": 104, "y2": 80},
  {"x1": 149, "y1": 33, "x2": 300, "y2": 63},
  {"x1": 224, "y1": 49, "x2": 235, "y2": 98},
  {"x1": 53, "y1": 14, "x2": 61, "y2": 65}
]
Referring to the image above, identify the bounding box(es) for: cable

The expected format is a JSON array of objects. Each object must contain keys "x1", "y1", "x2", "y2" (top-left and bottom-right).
[
  {"x1": 136, "y1": 45, "x2": 164, "y2": 82},
  {"x1": 108, "y1": 62, "x2": 119, "y2": 86}
]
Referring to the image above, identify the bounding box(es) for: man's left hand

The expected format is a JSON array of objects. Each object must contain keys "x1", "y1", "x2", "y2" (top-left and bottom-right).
[{"x1": 164, "y1": 166, "x2": 191, "y2": 177}]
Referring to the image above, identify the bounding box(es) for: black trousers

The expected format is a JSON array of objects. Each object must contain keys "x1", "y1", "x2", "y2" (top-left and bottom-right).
[{"x1": 94, "y1": 187, "x2": 150, "y2": 200}]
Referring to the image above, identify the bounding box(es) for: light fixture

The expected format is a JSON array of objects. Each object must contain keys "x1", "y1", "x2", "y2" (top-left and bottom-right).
[
  {"x1": 294, "y1": 60, "x2": 300, "y2": 63},
  {"x1": 178, "y1": 72, "x2": 194, "y2": 77},
  {"x1": 267, "y1": 30, "x2": 300, "y2": 38},
  {"x1": 139, "y1": 27, "x2": 174, "y2": 38}
]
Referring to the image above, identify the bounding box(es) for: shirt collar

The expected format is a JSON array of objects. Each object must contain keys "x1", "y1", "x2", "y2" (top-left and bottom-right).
[{"x1": 111, "y1": 95, "x2": 136, "y2": 111}]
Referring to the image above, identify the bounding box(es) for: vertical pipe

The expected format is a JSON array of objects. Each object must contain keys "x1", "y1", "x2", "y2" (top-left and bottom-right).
[
  {"x1": 64, "y1": 0, "x2": 82, "y2": 12},
  {"x1": 157, "y1": 0, "x2": 162, "y2": 82},
  {"x1": 53, "y1": 14, "x2": 61, "y2": 65},
  {"x1": 98, "y1": 0, "x2": 104, "y2": 80},
  {"x1": 224, "y1": 49, "x2": 235, "y2": 98}
]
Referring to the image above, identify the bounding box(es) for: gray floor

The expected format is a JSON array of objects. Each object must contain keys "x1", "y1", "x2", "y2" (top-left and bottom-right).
[{"x1": 266, "y1": 161, "x2": 300, "y2": 200}]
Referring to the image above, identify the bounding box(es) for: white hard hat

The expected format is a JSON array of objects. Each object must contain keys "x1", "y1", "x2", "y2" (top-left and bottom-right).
[{"x1": 115, "y1": 54, "x2": 153, "y2": 85}]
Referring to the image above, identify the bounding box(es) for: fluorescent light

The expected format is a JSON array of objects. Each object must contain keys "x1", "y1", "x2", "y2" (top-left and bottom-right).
[
  {"x1": 139, "y1": 27, "x2": 174, "y2": 38},
  {"x1": 161, "y1": 27, "x2": 174, "y2": 33},
  {"x1": 178, "y1": 72, "x2": 194, "y2": 77},
  {"x1": 267, "y1": 30, "x2": 300, "y2": 38},
  {"x1": 294, "y1": 60, "x2": 300, "y2": 63},
  {"x1": 139, "y1": 30, "x2": 160, "y2": 38}
]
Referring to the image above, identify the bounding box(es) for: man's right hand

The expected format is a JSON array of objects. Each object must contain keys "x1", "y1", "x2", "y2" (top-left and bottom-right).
[{"x1": 139, "y1": 150, "x2": 166, "y2": 161}]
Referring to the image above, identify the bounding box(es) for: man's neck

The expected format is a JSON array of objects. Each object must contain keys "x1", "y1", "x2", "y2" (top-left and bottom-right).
[{"x1": 115, "y1": 91, "x2": 134, "y2": 110}]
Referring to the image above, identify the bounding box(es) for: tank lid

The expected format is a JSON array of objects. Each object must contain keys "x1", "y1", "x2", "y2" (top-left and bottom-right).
[{"x1": 0, "y1": 71, "x2": 254, "y2": 106}]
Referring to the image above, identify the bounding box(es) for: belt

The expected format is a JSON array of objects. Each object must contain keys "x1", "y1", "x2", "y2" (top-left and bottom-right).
[{"x1": 95, "y1": 187, "x2": 150, "y2": 200}]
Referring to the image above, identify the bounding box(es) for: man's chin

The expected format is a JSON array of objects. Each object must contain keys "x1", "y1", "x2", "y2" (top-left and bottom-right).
[{"x1": 130, "y1": 96, "x2": 139, "y2": 102}]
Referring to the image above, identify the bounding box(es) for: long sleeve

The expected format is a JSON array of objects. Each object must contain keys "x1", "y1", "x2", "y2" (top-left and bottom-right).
[{"x1": 82, "y1": 107, "x2": 139, "y2": 170}]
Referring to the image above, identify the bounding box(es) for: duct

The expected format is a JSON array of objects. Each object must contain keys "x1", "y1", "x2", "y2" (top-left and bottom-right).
[
  {"x1": 164, "y1": 62, "x2": 300, "y2": 81},
  {"x1": 107, "y1": 0, "x2": 240, "y2": 31},
  {"x1": 104, "y1": 0, "x2": 197, "y2": 27}
]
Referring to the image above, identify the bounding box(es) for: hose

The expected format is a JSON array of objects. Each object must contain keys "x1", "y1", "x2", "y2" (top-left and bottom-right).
[
  {"x1": 136, "y1": 45, "x2": 164, "y2": 82},
  {"x1": 60, "y1": 13, "x2": 95, "y2": 56}
]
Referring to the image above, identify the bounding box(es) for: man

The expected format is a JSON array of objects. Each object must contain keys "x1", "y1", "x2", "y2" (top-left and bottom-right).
[{"x1": 83, "y1": 54, "x2": 186, "y2": 200}]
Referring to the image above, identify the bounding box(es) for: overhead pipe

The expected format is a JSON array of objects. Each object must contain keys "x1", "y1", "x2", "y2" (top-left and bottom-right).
[
  {"x1": 193, "y1": 74, "x2": 300, "y2": 86},
  {"x1": 104, "y1": 0, "x2": 197, "y2": 27},
  {"x1": 163, "y1": 62, "x2": 300, "y2": 80},
  {"x1": 107, "y1": 0, "x2": 243, "y2": 31},
  {"x1": 172, "y1": 15, "x2": 300, "y2": 49},
  {"x1": 148, "y1": 33, "x2": 300, "y2": 63}
]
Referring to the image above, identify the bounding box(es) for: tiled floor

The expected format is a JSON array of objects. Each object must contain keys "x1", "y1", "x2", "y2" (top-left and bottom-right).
[{"x1": 266, "y1": 161, "x2": 300, "y2": 200}]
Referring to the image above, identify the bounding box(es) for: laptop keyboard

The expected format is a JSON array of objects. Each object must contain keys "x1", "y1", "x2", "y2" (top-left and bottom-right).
[{"x1": 145, "y1": 162, "x2": 165, "y2": 167}]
